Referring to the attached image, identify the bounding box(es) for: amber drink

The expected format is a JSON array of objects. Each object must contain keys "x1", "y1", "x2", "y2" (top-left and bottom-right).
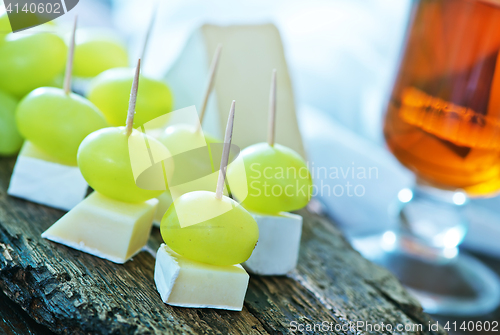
[{"x1": 384, "y1": 0, "x2": 500, "y2": 196}]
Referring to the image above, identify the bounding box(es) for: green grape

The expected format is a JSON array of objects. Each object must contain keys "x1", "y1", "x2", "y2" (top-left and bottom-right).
[
  {"x1": 0, "y1": 31, "x2": 67, "y2": 97},
  {"x1": 203, "y1": 132, "x2": 220, "y2": 147},
  {"x1": 158, "y1": 125, "x2": 223, "y2": 195},
  {"x1": 16, "y1": 87, "x2": 108, "y2": 165},
  {"x1": 0, "y1": 90, "x2": 23, "y2": 156},
  {"x1": 158, "y1": 124, "x2": 219, "y2": 155},
  {"x1": 227, "y1": 142, "x2": 313, "y2": 214},
  {"x1": 0, "y1": 13, "x2": 12, "y2": 42},
  {"x1": 78, "y1": 127, "x2": 170, "y2": 203},
  {"x1": 161, "y1": 191, "x2": 259, "y2": 266},
  {"x1": 88, "y1": 68, "x2": 174, "y2": 127},
  {"x1": 73, "y1": 31, "x2": 128, "y2": 78}
]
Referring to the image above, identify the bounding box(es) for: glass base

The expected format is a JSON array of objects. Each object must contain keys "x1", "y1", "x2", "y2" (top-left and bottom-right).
[{"x1": 351, "y1": 233, "x2": 500, "y2": 315}]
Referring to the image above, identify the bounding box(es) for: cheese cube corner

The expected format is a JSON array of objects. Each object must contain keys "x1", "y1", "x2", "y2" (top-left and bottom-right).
[
  {"x1": 41, "y1": 192, "x2": 158, "y2": 263},
  {"x1": 154, "y1": 244, "x2": 249, "y2": 311},
  {"x1": 244, "y1": 212, "x2": 303, "y2": 275},
  {"x1": 7, "y1": 141, "x2": 88, "y2": 211}
]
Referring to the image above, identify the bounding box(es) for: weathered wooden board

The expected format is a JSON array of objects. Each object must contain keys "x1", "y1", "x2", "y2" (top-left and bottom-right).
[
  {"x1": 0, "y1": 156, "x2": 446, "y2": 335},
  {"x1": 0, "y1": 288, "x2": 55, "y2": 335}
]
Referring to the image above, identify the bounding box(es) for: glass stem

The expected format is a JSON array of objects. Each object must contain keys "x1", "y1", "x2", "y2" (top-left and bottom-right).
[{"x1": 395, "y1": 181, "x2": 469, "y2": 263}]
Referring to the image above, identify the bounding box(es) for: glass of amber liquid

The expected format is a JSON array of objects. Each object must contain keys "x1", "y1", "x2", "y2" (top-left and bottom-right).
[{"x1": 375, "y1": 0, "x2": 500, "y2": 315}]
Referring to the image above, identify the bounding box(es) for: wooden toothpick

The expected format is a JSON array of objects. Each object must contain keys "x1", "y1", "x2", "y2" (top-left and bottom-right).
[
  {"x1": 267, "y1": 69, "x2": 277, "y2": 146},
  {"x1": 215, "y1": 100, "x2": 235, "y2": 200},
  {"x1": 197, "y1": 44, "x2": 222, "y2": 130},
  {"x1": 125, "y1": 59, "x2": 141, "y2": 136},
  {"x1": 140, "y1": 3, "x2": 158, "y2": 65},
  {"x1": 63, "y1": 16, "x2": 77, "y2": 95}
]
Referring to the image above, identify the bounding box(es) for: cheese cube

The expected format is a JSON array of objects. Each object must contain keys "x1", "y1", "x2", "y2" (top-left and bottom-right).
[
  {"x1": 153, "y1": 190, "x2": 173, "y2": 227},
  {"x1": 155, "y1": 244, "x2": 249, "y2": 311},
  {"x1": 244, "y1": 212, "x2": 303, "y2": 275},
  {"x1": 166, "y1": 24, "x2": 306, "y2": 159},
  {"x1": 41, "y1": 192, "x2": 158, "y2": 264},
  {"x1": 7, "y1": 141, "x2": 88, "y2": 211}
]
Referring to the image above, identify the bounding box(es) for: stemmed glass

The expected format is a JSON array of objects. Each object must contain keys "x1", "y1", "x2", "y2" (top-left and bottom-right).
[{"x1": 354, "y1": 0, "x2": 500, "y2": 315}]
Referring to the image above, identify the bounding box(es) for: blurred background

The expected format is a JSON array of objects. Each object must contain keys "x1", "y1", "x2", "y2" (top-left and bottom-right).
[
  {"x1": 93, "y1": 0, "x2": 417, "y2": 237},
  {"x1": 2, "y1": 0, "x2": 500, "y2": 332}
]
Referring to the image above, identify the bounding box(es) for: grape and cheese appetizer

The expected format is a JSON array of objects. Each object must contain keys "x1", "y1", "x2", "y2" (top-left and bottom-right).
[
  {"x1": 8, "y1": 18, "x2": 108, "y2": 211},
  {"x1": 227, "y1": 70, "x2": 313, "y2": 275},
  {"x1": 42, "y1": 60, "x2": 172, "y2": 263},
  {"x1": 152, "y1": 45, "x2": 223, "y2": 225},
  {"x1": 155, "y1": 101, "x2": 259, "y2": 311}
]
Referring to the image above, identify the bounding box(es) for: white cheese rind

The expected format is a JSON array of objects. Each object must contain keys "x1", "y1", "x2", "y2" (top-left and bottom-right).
[
  {"x1": 155, "y1": 244, "x2": 249, "y2": 311},
  {"x1": 41, "y1": 192, "x2": 158, "y2": 264},
  {"x1": 244, "y1": 212, "x2": 303, "y2": 276},
  {"x1": 7, "y1": 142, "x2": 88, "y2": 211}
]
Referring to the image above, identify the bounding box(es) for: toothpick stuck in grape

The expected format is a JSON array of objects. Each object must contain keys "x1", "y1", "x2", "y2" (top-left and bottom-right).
[
  {"x1": 125, "y1": 59, "x2": 141, "y2": 136},
  {"x1": 63, "y1": 16, "x2": 78, "y2": 95},
  {"x1": 215, "y1": 100, "x2": 235, "y2": 200},
  {"x1": 267, "y1": 69, "x2": 277, "y2": 147},
  {"x1": 197, "y1": 44, "x2": 222, "y2": 130}
]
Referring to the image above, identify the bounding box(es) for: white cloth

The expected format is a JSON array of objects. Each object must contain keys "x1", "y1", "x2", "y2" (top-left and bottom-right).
[{"x1": 110, "y1": 0, "x2": 500, "y2": 258}]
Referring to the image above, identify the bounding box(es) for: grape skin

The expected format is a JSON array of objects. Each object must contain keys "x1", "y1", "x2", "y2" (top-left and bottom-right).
[
  {"x1": 73, "y1": 32, "x2": 128, "y2": 78},
  {"x1": 78, "y1": 127, "x2": 171, "y2": 203},
  {"x1": 157, "y1": 125, "x2": 222, "y2": 194},
  {"x1": 16, "y1": 87, "x2": 108, "y2": 166},
  {"x1": 0, "y1": 29, "x2": 67, "y2": 98},
  {"x1": 158, "y1": 124, "x2": 220, "y2": 156},
  {"x1": 0, "y1": 90, "x2": 23, "y2": 156},
  {"x1": 0, "y1": 13, "x2": 12, "y2": 40},
  {"x1": 227, "y1": 143, "x2": 313, "y2": 214},
  {"x1": 161, "y1": 191, "x2": 259, "y2": 266},
  {"x1": 88, "y1": 68, "x2": 174, "y2": 127}
]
